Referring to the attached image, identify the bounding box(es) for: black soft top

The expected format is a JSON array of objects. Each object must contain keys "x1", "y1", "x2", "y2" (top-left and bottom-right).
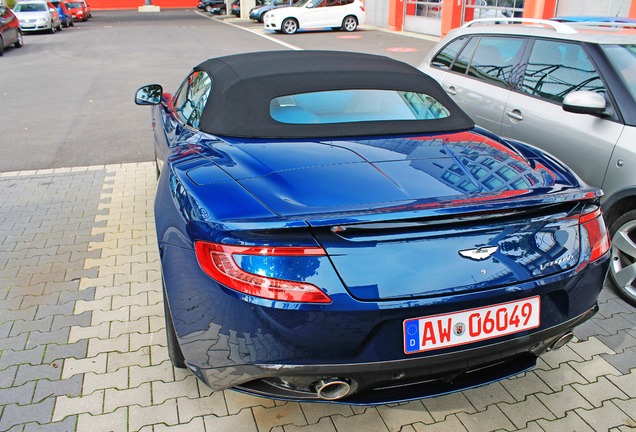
[{"x1": 193, "y1": 50, "x2": 474, "y2": 139}]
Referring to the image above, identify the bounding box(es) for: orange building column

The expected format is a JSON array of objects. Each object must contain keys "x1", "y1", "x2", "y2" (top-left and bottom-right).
[
  {"x1": 522, "y1": 0, "x2": 558, "y2": 19},
  {"x1": 629, "y1": 0, "x2": 636, "y2": 18},
  {"x1": 441, "y1": 0, "x2": 463, "y2": 37},
  {"x1": 388, "y1": 0, "x2": 404, "y2": 31}
]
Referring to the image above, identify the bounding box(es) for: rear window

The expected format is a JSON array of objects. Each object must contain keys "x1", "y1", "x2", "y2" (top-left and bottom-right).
[{"x1": 270, "y1": 90, "x2": 451, "y2": 124}]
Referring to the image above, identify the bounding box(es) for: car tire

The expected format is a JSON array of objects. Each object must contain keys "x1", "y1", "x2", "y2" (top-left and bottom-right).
[
  {"x1": 58, "y1": 22, "x2": 63, "y2": 31},
  {"x1": 341, "y1": 15, "x2": 357, "y2": 32},
  {"x1": 0, "y1": 36, "x2": 4, "y2": 56},
  {"x1": 163, "y1": 278, "x2": 187, "y2": 369},
  {"x1": 49, "y1": 21, "x2": 56, "y2": 33},
  {"x1": 205, "y1": 4, "x2": 212, "y2": 12},
  {"x1": 14, "y1": 31, "x2": 24, "y2": 48},
  {"x1": 282, "y1": 17, "x2": 298, "y2": 34},
  {"x1": 70, "y1": 18, "x2": 74, "y2": 26},
  {"x1": 608, "y1": 209, "x2": 636, "y2": 306}
]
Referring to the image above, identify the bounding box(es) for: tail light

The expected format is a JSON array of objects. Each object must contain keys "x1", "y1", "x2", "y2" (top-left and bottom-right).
[
  {"x1": 579, "y1": 206, "x2": 610, "y2": 263},
  {"x1": 195, "y1": 241, "x2": 332, "y2": 303}
]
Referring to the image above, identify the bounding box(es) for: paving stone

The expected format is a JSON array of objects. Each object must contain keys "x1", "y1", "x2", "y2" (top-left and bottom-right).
[
  {"x1": 597, "y1": 331, "x2": 636, "y2": 354},
  {"x1": 204, "y1": 408, "x2": 259, "y2": 432},
  {"x1": 82, "y1": 368, "x2": 129, "y2": 395},
  {"x1": 501, "y1": 371, "x2": 553, "y2": 402},
  {"x1": 43, "y1": 340, "x2": 88, "y2": 363},
  {"x1": 497, "y1": 394, "x2": 555, "y2": 429},
  {"x1": 51, "y1": 311, "x2": 92, "y2": 332},
  {"x1": 331, "y1": 407, "x2": 389, "y2": 432},
  {"x1": 536, "y1": 411, "x2": 595, "y2": 432},
  {"x1": 104, "y1": 383, "x2": 152, "y2": 413},
  {"x1": 300, "y1": 401, "x2": 355, "y2": 424},
  {"x1": 129, "y1": 398, "x2": 179, "y2": 431},
  {"x1": 576, "y1": 400, "x2": 636, "y2": 432},
  {"x1": 569, "y1": 337, "x2": 616, "y2": 360},
  {"x1": 0, "y1": 398, "x2": 55, "y2": 431},
  {"x1": 52, "y1": 389, "x2": 105, "y2": 421},
  {"x1": 33, "y1": 374, "x2": 83, "y2": 402},
  {"x1": 151, "y1": 375, "x2": 199, "y2": 405},
  {"x1": 0, "y1": 381, "x2": 35, "y2": 406},
  {"x1": 0, "y1": 333, "x2": 29, "y2": 352},
  {"x1": 462, "y1": 381, "x2": 515, "y2": 412},
  {"x1": 594, "y1": 315, "x2": 635, "y2": 335},
  {"x1": 570, "y1": 356, "x2": 622, "y2": 382},
  {"x1": 455, "y1": 404, "x2": 515, "y2": 432},
  {"x1": 0, "y1": 346, "x2": 46, "y2": 371},
  {"x1": 608, "y1": 370, "x2": 636, "y2": 398},
  {"x1": 376, "y1": 400, "x2": 433, "y2": 432},
  {"x1": 176, "y1": 392, "x2": 228, "y2": 423},
  {"x1": 10, "y1": 316, "x2": 54, "y2": 338},
  {"x1": 421, "y1": 391, "x2": 476, "y2": 423},
  {"x1": 0, "y1": 365, "x2": 18, "y2": 388},
  {"x1": 26, "y1": 328, "x2": 71, "y2": 348},
  {"x1": 253, "y1": 401, "x2": 308, "y2": 432},
  {"x1": 536, "y1": 384, "x2": 594, "y2": 418},
  {"x1": 535, "y1": 362, "x2": 587, "y2": 392},
  {"x1": 540, "y1": 344, "x2": 583, "y2": 369},
  {"x1": 23, "y1": 416, "x2": 77, "y2": 432},
  {"x1": 61, "y1": 353, "x2": 107, "y2": 380},
  {"x1": 412, "y1": 414, "x2": 468, "y2": 432}
]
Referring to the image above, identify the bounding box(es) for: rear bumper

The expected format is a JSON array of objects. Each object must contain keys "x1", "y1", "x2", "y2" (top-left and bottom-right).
[{"x1": 191, "y1": 305, "x2": 596, "y2": 404}]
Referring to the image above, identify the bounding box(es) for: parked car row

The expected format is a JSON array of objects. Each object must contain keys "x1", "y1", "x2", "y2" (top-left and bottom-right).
[{"x1": 419, "y1": 18, "x2": 636, "y2": 306}]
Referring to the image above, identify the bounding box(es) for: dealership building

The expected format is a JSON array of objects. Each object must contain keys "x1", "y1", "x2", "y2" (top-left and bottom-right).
[{"x1": 88, "y1": 0, "x2": 636, "y2": 37}]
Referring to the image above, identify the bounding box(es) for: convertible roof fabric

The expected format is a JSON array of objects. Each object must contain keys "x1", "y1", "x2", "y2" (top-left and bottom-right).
[{"x1": 193, "y1": 50, "x2": 474, "y2": 138}]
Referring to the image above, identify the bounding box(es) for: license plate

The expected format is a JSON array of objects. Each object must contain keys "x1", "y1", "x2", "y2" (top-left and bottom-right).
[{"x1": 404, "y1": 296, "x2": 541, "y2": 354}]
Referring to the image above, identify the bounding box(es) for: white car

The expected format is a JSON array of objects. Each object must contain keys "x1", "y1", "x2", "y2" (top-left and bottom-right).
[
  {"x1": 263, "y1": 0, "x2": 364, "y2": 34},
  {"x1": 13, "y1": 1, "x2": 61, "y2": 33}
]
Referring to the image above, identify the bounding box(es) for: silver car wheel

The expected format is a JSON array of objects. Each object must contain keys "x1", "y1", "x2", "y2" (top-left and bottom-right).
[
  {"x1": 342, "y1": 15, "x2": 357, "y2": 32},
  {"x1": 609, "y1": 212, "x2": 636, "y2": 305},
  {"x1": 282, "y1": 18, "x2": 297, "y2": 34}
]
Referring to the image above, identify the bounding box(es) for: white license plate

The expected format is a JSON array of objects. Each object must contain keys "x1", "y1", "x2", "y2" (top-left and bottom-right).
[{"x1": 404, "y1": 296, "x2": 541, "y2": 354}]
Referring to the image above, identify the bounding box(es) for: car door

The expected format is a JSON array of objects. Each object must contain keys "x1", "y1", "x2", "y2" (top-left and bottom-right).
[
  {"x1": 501, "y1": 39, "x2": 623, "y2": 189},
  {"x1": 1, "y1": 6, "x2": 17, "y2": 43},
  {"x1": 434, "y1": 35, "x2": 526, "y2": 135},
  {"x1": 299, "y1": 0, "x2": 329, "y2": 27}
]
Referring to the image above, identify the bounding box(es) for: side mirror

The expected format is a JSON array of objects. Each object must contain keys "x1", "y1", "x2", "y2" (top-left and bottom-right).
[
  {"x1": 562, "y1": 91, "x2": 606, "y2": 116},
  {"x1": 135, "y1": 84, "x2": 163, "y2": 105}
]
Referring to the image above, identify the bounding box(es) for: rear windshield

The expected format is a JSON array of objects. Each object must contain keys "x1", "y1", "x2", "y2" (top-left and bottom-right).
[
  {"x1": 270, "y1": 90, "x2": 451, "y2": 124},
  {"x1": 14, "y1": 3, "x2": 47, "y2": 11}
]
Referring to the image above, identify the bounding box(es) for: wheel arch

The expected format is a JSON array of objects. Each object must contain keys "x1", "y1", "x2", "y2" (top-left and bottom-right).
[{"x1": 601, "y1": 186, "x2": 636, "y2": 228}]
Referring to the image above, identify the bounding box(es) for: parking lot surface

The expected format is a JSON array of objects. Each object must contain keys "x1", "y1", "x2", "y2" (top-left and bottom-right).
[{"x1": 1, "y1": 9, "x2": 635, "y2": 432}]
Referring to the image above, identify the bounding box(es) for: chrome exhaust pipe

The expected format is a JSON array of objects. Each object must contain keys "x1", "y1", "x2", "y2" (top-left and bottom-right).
[
  {"x1": 314, "y1": 379, "x2": 351, "y2": 400},
  {"x1": 549, "y1": 332, "x2": 574, "y2": 351}
]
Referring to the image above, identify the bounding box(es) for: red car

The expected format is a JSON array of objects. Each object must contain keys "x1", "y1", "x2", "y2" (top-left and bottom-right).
[
  {"x1": 0, "y1": 5, "x2": 23, "y2": 56},
  {"x1": 64, "y1": 1, "x2": 87, "y2": 21}
]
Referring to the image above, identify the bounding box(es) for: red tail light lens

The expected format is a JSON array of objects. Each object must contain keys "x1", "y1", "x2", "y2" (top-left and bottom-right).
[
  {"x1": 195, "y1": 241, "x2": 332, "y2": 303},
  {"x1": 580, "y1": 207, "x2": 610, "y2": 262}
]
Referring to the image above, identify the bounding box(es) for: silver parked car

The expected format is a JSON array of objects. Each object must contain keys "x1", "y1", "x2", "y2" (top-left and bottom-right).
[
  {"x1": 419, "y1": 19, "x2": 636, "y2": 305},
  {"x1": 13, "y1": 0, "x2": 62, "y2": 33}
]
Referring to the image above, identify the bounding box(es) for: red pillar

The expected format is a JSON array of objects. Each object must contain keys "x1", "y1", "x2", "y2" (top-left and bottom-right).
[
  {"x1": 629, "y1": 0, "x2": 636, "y2": 19},
  {"x1": 388, "y1": 0, "x2": 404, "y2": 32},
  {"x1": 522, "y1": 0, "x2": 557, "y2": 19},
  {"x1": 441, "y1": 0, "x2": 463, "y2": 37}
]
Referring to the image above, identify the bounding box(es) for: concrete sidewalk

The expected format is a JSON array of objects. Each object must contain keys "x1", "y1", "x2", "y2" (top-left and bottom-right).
[{"x1": 1, "y1": 163, "x2": 635, "y2": 432}]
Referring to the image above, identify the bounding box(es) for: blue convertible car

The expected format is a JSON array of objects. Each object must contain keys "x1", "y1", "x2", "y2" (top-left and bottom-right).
[{"x1": 135, "y1": 51, "x2": 610, "y2": 404}]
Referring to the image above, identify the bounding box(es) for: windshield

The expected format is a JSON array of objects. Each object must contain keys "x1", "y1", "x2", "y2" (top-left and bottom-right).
[
  {"x1": 66, "y1": 2, "x2": 81, "y2": 7},
  {"x1": 14, "y1": 2, "x2": 47, "y2": 11},
  {"x1": 603, "y1": 44, "x2": 636, "y2": 101}
]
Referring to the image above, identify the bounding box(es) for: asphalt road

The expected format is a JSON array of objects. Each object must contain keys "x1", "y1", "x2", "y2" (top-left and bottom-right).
[{"x1": 0, "y1": 9, "x2": 438, "y2": 172}]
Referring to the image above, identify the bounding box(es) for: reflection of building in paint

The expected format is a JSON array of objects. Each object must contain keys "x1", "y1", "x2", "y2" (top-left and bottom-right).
[{"x1": 357, "y1": 135, "x2": 546, "y2": 195}]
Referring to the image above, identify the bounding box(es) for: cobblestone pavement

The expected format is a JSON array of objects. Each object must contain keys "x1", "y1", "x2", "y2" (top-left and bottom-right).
[{"x1": 1, "y1": 163, "x2": 635, "y2": 432}]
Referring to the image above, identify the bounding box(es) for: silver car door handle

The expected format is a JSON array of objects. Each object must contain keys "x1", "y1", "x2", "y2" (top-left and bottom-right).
[
  {"x1": 506, "y1": 109, "x2": 524, "y2": 121},
  {"x1": 446, "y1": 86, "x2": 457, "y2": 96}
]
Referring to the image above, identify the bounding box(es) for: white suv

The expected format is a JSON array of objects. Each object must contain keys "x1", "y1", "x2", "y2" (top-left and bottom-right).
[
  {"x1": 420, "y1": 19, "x2": 636, "y2": 305},
  {"x1": 263, "y1": 0, "x2": 364, "y2": 34}
]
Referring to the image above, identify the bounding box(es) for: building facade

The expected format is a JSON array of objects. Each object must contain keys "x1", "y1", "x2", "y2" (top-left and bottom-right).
[{"x1": 87, "y1": 0, "x2": 636, "y2": 37}]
